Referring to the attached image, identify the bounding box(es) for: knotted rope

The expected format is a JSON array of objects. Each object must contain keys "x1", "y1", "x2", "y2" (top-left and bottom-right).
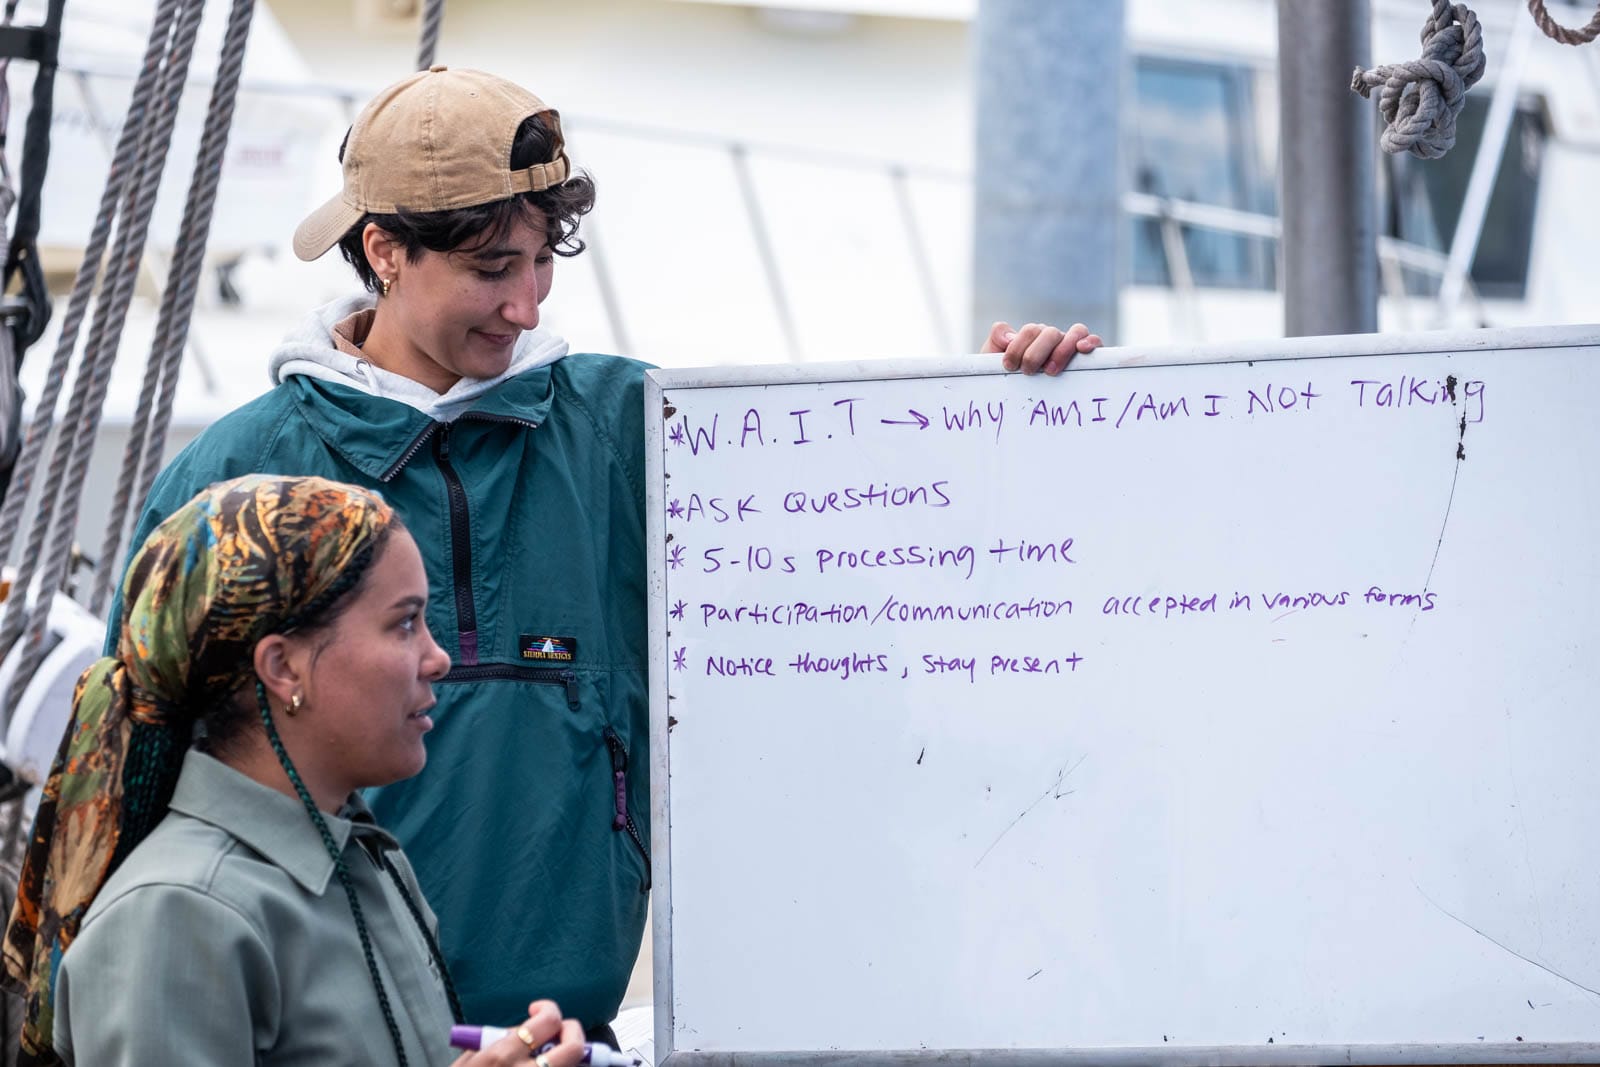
[
  {"x1": 1527, "y1": 0, "x2": 1600, "y2": 44},
  {"x1": 1352, "y1": 0, "x2": 1485, "y2": 159}
]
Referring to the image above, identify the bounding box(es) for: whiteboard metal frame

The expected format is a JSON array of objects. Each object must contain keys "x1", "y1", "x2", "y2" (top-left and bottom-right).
[{"x1": 644, "y1": 322, "x2": 1600, "y2": 1067}]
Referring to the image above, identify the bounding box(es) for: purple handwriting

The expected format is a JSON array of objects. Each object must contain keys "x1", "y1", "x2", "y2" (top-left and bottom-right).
[
  {"x1": 1350, "y1": 375, "x2": 1485, "y2": 423},
  {"x1": 1027, "y1": 391, "x2": 1191, "y2": 430},
  {"x1": 874, "y1": 594, "x2": 1072, "y2": 625},
  {"x1": 701, "y1": 546, "x2": 797, "y2": 574},
  {"x1": 706, "y1": 654, "x2": 775, "y2": 677},
  {"x1": 1100, "y1": 585, "x2": 1439, "y2": 617},
  {"x1": 668, "y1": 375, "x2": 1489, "y2": 454},
  {"x1": 783, "y1": 480, "x2": 952, "y2": 515},
  {"x1": 990, "y1": 652, "x2": 1083, "y2": 675},
  {"x1": 694, "y1": 594, "x2": 1074, "y2": 628},
  {"x1": 815, "y1": 543, "x2": 977, "y2": 580},
  {"x1": 1103, "y1": 592, "x2": 1220, "y2": 618},
  {"x1": 701, "y1": 601, "x2": 871, "y2": 626},
  {"x1": 691, "y1": 536, "x2": 1080, "y2": 580},
  {"x1": 941, "y1": 400, "x2": 1007, "y2": 442},
  {"x1": 1362, "y1": 586, "x2": 1438, "y2": 610},
  {"x1": 697, "y1": 650, "x2": 1087, "y2": 683},
  {"x1": 922, "y1": 652, "x2": 1083, "y2": 683},
  {"x1": 990, "y1": 537, "x2": 1074, "y2": 565},
  {"x1": 789, "y1": 651, "x2": 891, "y2": 679},
  {"x1": 669, "y1": 494, "x2": 761, "y2": 524},
  {"x1": 670, "y1": 484, "x2": 951, "y2": 524},
  {"x1": 1247, "y1": 382, "x2": 1321, "y2": 414}
]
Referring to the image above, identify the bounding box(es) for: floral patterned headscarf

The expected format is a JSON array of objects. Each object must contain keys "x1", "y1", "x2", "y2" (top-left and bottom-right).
[{"x1": 1, "y1": 474, "x2": 395, "y2": 1065}]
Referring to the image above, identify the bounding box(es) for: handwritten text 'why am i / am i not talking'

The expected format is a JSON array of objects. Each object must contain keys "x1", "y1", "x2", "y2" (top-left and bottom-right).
[{"x1": 664, "y1": 375, "x2": 1486, "y2": 454}]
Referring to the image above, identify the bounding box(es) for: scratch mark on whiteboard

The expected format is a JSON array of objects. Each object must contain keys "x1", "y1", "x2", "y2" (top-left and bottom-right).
[
  {"x1": 1413, "y1": 883, "x2": 1600, "y2": 999},
  {"x1": 1422, "y1": 413, "x2": 1469, "y2": 597},
  {"x1": 975, "y1": 755, "x2": 1086, "y2": 868}
]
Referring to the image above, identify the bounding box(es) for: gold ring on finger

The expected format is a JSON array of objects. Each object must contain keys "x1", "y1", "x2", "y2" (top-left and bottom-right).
[{"x1": 515, "y1": 1025, "x2": 538, "y2": 1049}]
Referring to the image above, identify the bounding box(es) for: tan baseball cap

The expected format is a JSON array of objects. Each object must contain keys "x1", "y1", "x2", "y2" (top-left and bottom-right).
[{"x1": 292, "y1": 66, "x2": 570, "y2": 261}]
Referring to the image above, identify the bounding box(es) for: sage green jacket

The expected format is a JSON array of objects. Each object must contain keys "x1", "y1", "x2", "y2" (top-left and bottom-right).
[{"x1": 55, "y1": 751, "x2": 458, "y2": 1066}]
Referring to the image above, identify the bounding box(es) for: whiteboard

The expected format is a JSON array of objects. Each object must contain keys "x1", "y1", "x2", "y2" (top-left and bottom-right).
[{"x1": 645, "y1": 325, "x2": 1600, "y2": 1065}]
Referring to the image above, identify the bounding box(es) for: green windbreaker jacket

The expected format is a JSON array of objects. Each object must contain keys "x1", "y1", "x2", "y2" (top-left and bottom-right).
[{"x1": 109, "y1": 353, "x2": 652, "y2": 1028}]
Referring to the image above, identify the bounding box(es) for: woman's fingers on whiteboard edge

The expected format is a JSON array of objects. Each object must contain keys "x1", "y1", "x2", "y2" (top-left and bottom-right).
[{"x1": 987, "y1": 321, "x2": 1103, "y2": 375}]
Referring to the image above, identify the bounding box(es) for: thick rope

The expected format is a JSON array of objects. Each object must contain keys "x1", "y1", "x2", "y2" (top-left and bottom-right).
[
  {"x1": 1352, "y1": 0, "x2": 1486, "y2": 159},
  {"x1": 0, "y1": 0, "x2": 186, "y2": 700},
  {"x1": 0, "y1": 0, "x2": 16, "y2": 487},
  {"x1": 0, "y1": 0, "x2": 23, "y2": 149},
  {"x1": 1527, "y1": 0, "x2": 1600, "y2": 44},
  {"x1": 0, "y1": 0, "x2": 203, "y2": 665},
  {"x1": 416, "y1": 0, "x2": 445, "y2": 70},
  {"x1": 90, "y1": 0, "x2": 258, "y2": 615},
  {"x1": 0, "y1": 0, "x2": 183, "y2": 570},
  {"x1": 0, "y1": 170, "x2": 16, "y2": 489},
  {"x1": 0, "y1": 0, "x2": 205, "y2": 700}
]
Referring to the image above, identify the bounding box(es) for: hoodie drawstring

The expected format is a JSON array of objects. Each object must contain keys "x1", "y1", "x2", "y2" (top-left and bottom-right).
[{"x1": 353, "y1": 357, "x2": 382, "y2": 395}]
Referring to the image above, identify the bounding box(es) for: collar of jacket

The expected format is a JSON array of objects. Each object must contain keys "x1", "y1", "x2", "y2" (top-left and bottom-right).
[
  {"x1": 168, "y1": 749, "x2": 400, "y2": 896},
  {"x1": 287, "y1": 363, "x2": 558, "y2": 481}
]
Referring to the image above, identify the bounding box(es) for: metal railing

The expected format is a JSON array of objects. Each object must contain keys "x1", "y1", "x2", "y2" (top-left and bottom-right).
[
  {"x1": 1123, "y1": 189, "x2": 1486, "y2": 335},
  {"x1": 33, "y1": 61, "x2": 1492, "y2": 362}
]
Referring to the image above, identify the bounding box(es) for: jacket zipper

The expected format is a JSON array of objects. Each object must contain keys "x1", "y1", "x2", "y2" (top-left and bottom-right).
[
  {"x1": 387, "y1": 414, "x2": 542, "y2": 662},
  {"x1": 433, "y1": 424, "x2": 480, "y2": 666},
  {"x1": 459, "y1": 411, "x2": 540, "y2": 431},
  {"x1": 440, "y1": 664, "x2": 580, "y2": 708},
  {"x1": 381, "y1": 412, "x2": 538, "y2": 482},
  {"x1": 603, "y1": 726, "x2": 652, "y2": 892},
  {"x1": 382, "y1": 422, "x2": 439, "y2": 482}
]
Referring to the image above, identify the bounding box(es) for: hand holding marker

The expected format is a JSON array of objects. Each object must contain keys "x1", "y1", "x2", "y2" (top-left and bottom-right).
[{"x1": 449, "y1": 1025, "x2": 640, "y2": 1066}]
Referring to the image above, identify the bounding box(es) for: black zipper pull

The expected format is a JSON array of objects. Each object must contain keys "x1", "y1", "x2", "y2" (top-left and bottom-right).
[
  {"x1": 436, "y1": 422, "x2": 452, "y2": 460},
  {"x1": 561, "y1": 668, "x2": 580, "y2": 710},
  {"x1": 603, "y1": 727, "x2": 628, "y2": 831}
]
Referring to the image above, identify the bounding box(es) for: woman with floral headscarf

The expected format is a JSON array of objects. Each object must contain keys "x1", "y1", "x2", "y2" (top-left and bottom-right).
[{"x1": 1, "y1": 475, "x2": 587, "y2": 1067}]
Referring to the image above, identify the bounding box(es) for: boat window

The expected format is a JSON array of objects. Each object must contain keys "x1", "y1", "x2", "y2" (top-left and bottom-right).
[
  {"x1": 1129, "y1": 56, "x2": 1276, "y2": 290},
  {"x1": 1383, "y1": 94, "x2": 1546, "y2": 299}
]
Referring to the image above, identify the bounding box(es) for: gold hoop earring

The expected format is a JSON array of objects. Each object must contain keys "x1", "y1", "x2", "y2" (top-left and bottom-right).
[
  {"x1": 288, "y1": 692, "x2": 304, "y2": 716},
  {"x1": 379, "y1": 277, "x2": 393, "y2": 298}
]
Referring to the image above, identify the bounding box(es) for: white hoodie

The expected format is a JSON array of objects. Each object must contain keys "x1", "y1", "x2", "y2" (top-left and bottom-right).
[{"x1": 268, "y1": 294, "x2": 569, "y2": 422}]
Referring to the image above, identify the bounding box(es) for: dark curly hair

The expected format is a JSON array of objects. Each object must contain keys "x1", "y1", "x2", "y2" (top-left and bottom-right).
[{"x1": 335, "y1": 112, "x2": 597, "y2": 293}]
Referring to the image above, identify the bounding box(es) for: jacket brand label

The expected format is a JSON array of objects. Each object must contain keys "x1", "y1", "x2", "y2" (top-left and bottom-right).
[{"x1": 520, "y1": 634, "x2": 578, "y2": 663}]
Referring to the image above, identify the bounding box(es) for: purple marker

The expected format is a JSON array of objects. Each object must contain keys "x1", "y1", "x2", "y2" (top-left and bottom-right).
[{"x1": 447, "y1": 1025, "x2": 640, "y2": 1066}]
